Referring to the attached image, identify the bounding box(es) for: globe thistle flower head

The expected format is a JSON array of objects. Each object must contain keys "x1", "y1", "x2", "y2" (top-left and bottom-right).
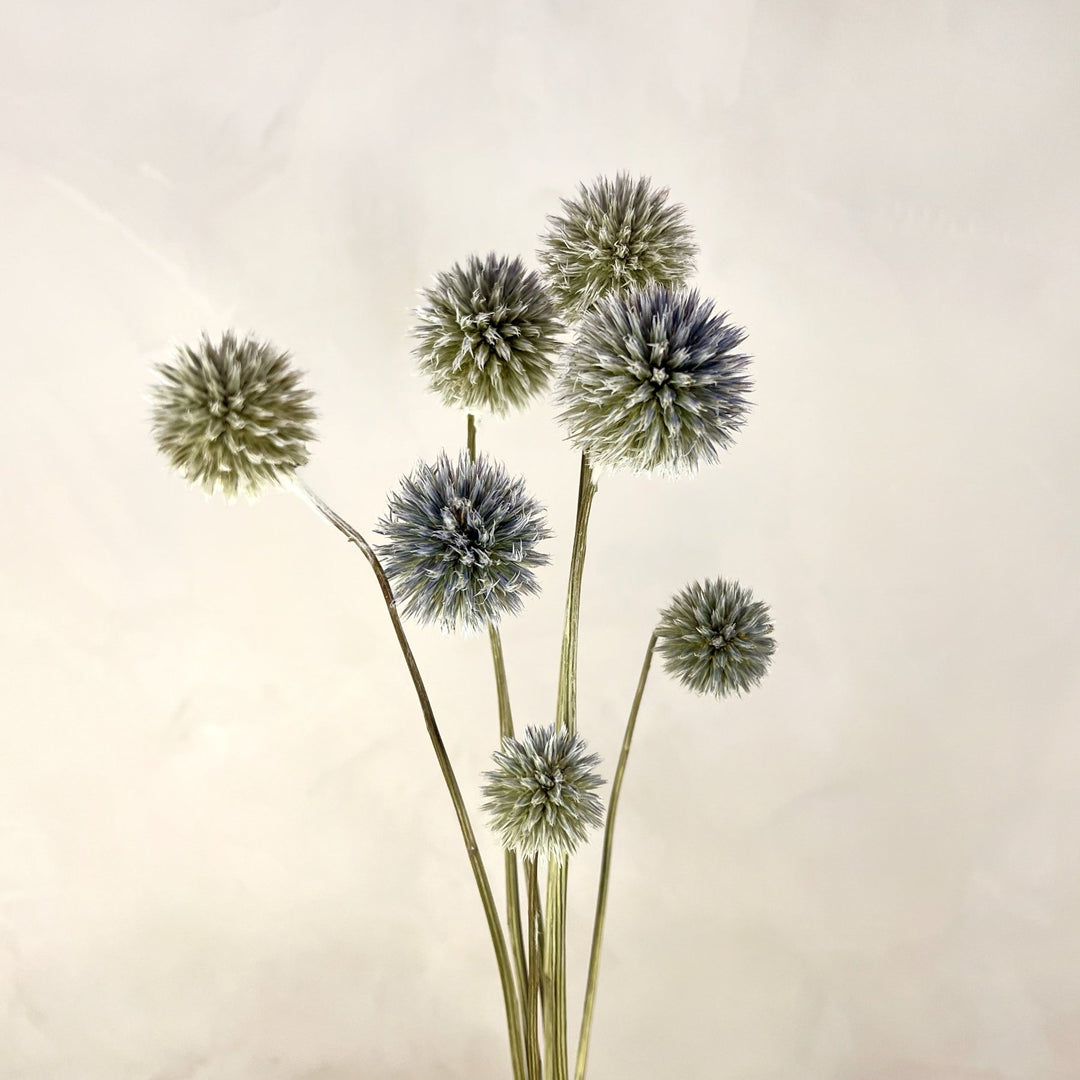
[
  {"x1": 412, "y1": 253, "x2": 563, "y2": 415},
  {"x1": 375, "y1": 452, "x2": 551, "y2": 633},
  {"x1": 537, "y1": 173, "x2": 697, "y2": 320},
  {"x1": 150, "y1": 331, "x2": 316, "y2": 500},
  {"x1": 482, "y1": 725, "x2": 605, "y2": 859},
  {"x1": 656, "y1": 578, "x2": 775, "y2": 698},
  {"x1": 556, "y1": 285, "x2": 752, "y2": 474}
]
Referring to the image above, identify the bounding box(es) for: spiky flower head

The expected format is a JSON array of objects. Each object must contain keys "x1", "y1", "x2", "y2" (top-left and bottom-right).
[
  {"x1": 412, "y1": 253, "x2": 563, "y2": 415},
  {"x1": 656, "y1": 578, "x2": 776, "y2": 698},
  {"x1": 150, "y1": 331, "x2": 316, "y2": 499},
  {"x1": 556, "y1": 285, "x2": 752, "y2": 474},
  {"x1": 537, "y1": 174, "x2": 697, "y2": 320},
  {"x1": 482, "y1": 725, "x2": 605, "y2": 859},
  {"x1": 375, "y1": 452, "x2": 551, "y2": 633}
]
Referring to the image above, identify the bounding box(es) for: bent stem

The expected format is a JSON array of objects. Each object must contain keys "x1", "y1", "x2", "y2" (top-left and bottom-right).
[
  {"x1": 291, "y1": 476, "x2": 526, "y2": 1080},
  {"x1": 574, "y1": 631, "x2": 657, "y2": 1080},
  {"x1": 468, "y1": 413, "x2": 532, "y2": 1076},
  {"x1": 546, "y1": 451, "x2": 598, "y2": 1080}
]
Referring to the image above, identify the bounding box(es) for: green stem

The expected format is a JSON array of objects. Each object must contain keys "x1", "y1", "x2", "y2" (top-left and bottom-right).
[
  {"x1": 546, "y1": 452, "x2": 598, "y2": 1080},
  {"x1": 491, "y1": 626, "x2": 532, "y2": 1078},
  {"x1": 292, "y1": 477, "x2": 526, "y2": 1080},
  {"x1": 543, "y1": 858, "x2": 568, "y2": 1080},
  {"x1": 556, "y1": 452, "x2": 597, "y2": 737},
  {"x1": 574, "y1": 632, "x2": 657, "y2": 1080},
  {"x1": 469, "y1": 412, "x2": 533, "y2": 1079},
  {"x1": 526, "y1": 857, "x2": 544, "y2": 1080}
]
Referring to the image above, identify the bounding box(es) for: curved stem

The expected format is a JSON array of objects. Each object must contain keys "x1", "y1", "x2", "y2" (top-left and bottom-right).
[
  {"x1": 574, "y1": 632, "x2": 657, "y2": 1080},
  {"x1": 291, "y1": 477, "x2": 526, "y2": 1080}
]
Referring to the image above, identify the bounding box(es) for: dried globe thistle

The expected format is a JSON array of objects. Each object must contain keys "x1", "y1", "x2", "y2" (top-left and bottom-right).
[
  {"x1": 412, "y1": 253, "x2": 563, "y2": 415},
  {"x1": 556, "y1": 285, "x2": 752, "y2": 474},
  {"x1": 482, "y1": 725, "x2": 605, "y2": 859},
  {"x1": 150, "y1": 331, "x2": 316, "y2": 499},
  {"x1": 537, "y1": 174, "x2": 697, "y2": 320},
  {"x1": 375, "y1": 452, "x2": 551, "y2": 633},
  {"x1": 656, "y1": 578, "x2": 775, "y2": 698}
]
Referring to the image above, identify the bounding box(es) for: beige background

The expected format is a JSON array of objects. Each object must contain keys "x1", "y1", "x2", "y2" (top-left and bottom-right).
[{"x1": 2, "y1": 1, "x2": 1079, "y2": 1078}]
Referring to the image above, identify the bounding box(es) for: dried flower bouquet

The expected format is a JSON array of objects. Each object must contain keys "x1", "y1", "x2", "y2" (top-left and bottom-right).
[{"x1": 149, "y1": 174, "x2": 776, "y2": 1080}]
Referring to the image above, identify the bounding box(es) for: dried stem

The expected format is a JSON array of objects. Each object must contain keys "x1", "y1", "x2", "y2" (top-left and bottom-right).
[
  {"x1": 526, "y1": 857, "x2": 545, "y2": 1080},
  {"x1": 490, "y1": 624, "x2": 532, "y2": 1075},
  {"x1": 546, "y1": 451, "x2": 597, "y2": 1080},
  {"x1": 291, "y1": 476, "x2": 526, "y2": 1080},
  {"x1": 574, "y1": 631, "x2": 657, "y2": 1080},
  {"x1": 556, "y1": 452, "x2": 597, "y2": 737},
  {"x1": 467, "y1": 413, "x2": 533, "y2": 1073}
]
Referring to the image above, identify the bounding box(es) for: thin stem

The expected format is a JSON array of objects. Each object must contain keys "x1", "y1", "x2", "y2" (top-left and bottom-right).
[
  {"x1": 546, "y1": 451, "x2": 598, "y2": 1080},
  {"x1": 525, "y1": 857, "x2": 544, "y2": 1080},
  {"x1": 468, "y1": 413, "x2": 532, "y2": 1075},
  {"x1": 291, "y1": 477, "x2": 526, "y2": 1080},
  {"x1": 574, "y1": 632, "x2": 657, "y2": 1080},
  {"x1": 488, "y1": 625, "x2": 514, "y2": 743},
  {"x1": 492, "y1": 629, "x2": 531, "y2": 1078}
]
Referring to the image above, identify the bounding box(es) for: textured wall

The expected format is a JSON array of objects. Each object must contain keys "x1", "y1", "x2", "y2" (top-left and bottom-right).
[{"x1": 1, "y1": 2, "x2": 1078, "y2": 1078}]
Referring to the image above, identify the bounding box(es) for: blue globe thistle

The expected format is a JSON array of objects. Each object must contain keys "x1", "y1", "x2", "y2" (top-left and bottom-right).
[
  {"x1": 481, "y1": 725, "x2": 605, "y2": 859},
  {"x1": 412, "y1": 253, "x2": 563, "y2": 415},
  {"x1": 656, "y1": 578, "x2": 775, "y2": 698},
  {"x1": 556, "y1": 285, "x2": 752, "y2": 474},
  {"x1": 150, "y1": 331, "x2": 316, "y2": 500},
  {"x1": 374, "y1": 452, "x2": 551, "y2": 633},
  {"x1": 537, "y1": 174, "x2": 697, "y2": 320}
]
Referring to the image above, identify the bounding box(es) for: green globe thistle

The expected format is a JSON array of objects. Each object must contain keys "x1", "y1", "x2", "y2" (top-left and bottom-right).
[
  {"x1": 656, "y1": 578, "x2": 775, "y2": 698},
  {"x1": 482, "y1": 725, "x2": 605, "y2": 859},
  {"x1": 556, "y1": 285, "x2": 752, "y2": 474},
  {"x1": 150, "y1": 331, "x2": 316, "y2": 499},
  {"x1": 374, "y1": 452, "x2": 551, "y2": 634},
  {"x1": 537, "y1": 174, "x2": 697, "y2": 320},
  {"x1": 412, "y1": 253, "x2": 563, "y2": 415}
]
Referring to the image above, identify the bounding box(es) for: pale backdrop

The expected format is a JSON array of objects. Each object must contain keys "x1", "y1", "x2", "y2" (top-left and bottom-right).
[{"x1": 1, "y1": 1, "x2": 1078, "y2": 1078}]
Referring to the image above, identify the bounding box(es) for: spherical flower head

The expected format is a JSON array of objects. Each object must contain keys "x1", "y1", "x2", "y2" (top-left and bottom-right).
[
  {"x1": 482, "y1": 725, "x2": 605, "y2": 859},
  {"x1": 150, "y1": 331, "x2": 316, "y2": 500},
  {"x1": 556, "y1": 285, "x2": 752, "y2": 474},
  {"x1": 656, "y1": 578, "x2": 776, "y2": 698},
  {"x1": 412, "y1": 253, "x2": 563, "y2": 415},
  {"x1": 374, "y1": 452, "x2": 552, "y2": 633},
  {"x1": 537, "y1": 174, "x2": 697, "y2": 321}
]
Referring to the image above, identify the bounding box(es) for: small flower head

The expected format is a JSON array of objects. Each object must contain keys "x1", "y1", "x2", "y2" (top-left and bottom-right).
[
  {"x1": 482, "y1": 725, "x2": 605, "y2": 859},
  {"x1": 656, "y1": 578, "x2": 776, "y2": 698},
  {"x1": 412, "y1": 253, "x2": 563, "y2": 415},
  {"x1": 150, "y1": 331, "x2": 316, "y2": 499},
  {"x1": 538, "y1": 174, "x2": 697, "y2": 320},
  {"x1": 556, "y1": 285, "x2": 752, "y2": 474},
  {"x1": 375, "y1": 452, "x2": 551, "y2": 633}
]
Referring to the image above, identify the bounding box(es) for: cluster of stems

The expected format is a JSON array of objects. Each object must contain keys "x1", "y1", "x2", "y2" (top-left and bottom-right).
[{"x1": 295, "y1": 412, "x2": 655, "y2": 1080}]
